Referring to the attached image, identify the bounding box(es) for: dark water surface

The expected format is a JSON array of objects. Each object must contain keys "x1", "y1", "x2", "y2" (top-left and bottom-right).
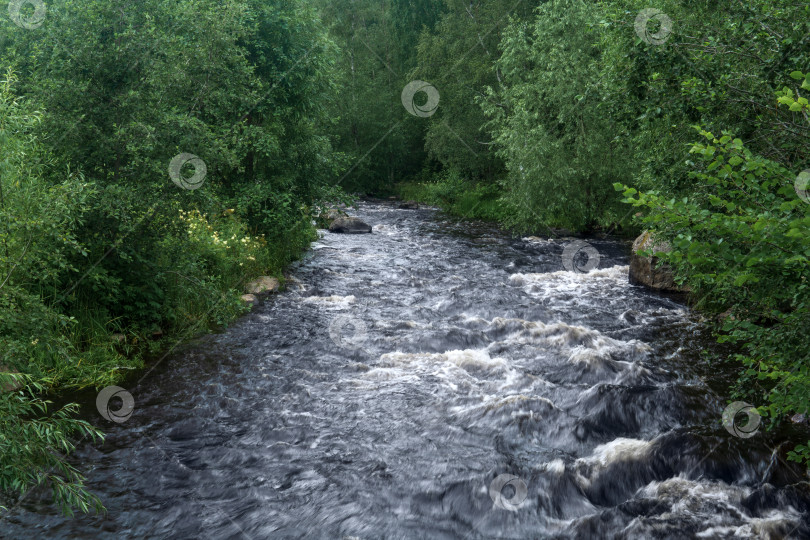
[{"x1": 3, "y1": 202, "x2": 809, "y2": 539}]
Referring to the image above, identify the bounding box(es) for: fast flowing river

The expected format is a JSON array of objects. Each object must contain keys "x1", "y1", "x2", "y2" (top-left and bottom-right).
[{"x1": 3, "y1": 202, "x2": 809, "y2": 539}]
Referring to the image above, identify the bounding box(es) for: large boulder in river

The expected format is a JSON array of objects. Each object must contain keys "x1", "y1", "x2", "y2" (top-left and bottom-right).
[
  {"x1": 329, "y1": 216, "x2": 372, "y2": 234},
  {"x1": 629, "y1": 231, "x2": 684, "y2": 292}
]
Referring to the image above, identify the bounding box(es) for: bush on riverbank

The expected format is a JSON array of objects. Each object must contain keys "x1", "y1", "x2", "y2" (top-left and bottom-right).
[
  {"x1": 618, "y1": 128, "x2": 810, "y2": 462},
  {"x1": 0, "y1": 373, "x2": 105, "y2": 516},
  {"x1": 398, "y1": 169, "x2": 505, "y2": 222},
  {"x1": 0, "y1": 79, "x2": 111, "y2": 515}
]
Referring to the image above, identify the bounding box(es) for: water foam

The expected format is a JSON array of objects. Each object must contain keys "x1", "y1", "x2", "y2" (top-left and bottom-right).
[
  {"x1": 302, "y1": 295, "x2": 356, "y2": 305},
  {"x1": 510, "y1": 265, "x2": 630, "y2": 287}
]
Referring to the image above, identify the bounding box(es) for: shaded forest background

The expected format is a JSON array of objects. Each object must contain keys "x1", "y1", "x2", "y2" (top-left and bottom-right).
[{"x1": 1, "y1": 0, "x2": 808, "y2": 516}]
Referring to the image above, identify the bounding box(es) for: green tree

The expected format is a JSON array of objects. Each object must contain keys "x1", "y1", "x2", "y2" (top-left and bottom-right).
[
  {"x1": 480, "y1": 0, "x2": 632, "y2": 231},
  {"x1": 414, "y1": 0, "x2": 538, "y2": 183},
  {"x1": 0, "y1": 0, "x2": 343, "y2": 516},
  {"x1": 2, "y1": 0, "x2": 340, "y2": 337},
  {"x1": 0, "y1": 74, "x2": 104, "y2": 517},
  {"x1": 313, "y1": 0, "x2": 443, "y2": 192}
]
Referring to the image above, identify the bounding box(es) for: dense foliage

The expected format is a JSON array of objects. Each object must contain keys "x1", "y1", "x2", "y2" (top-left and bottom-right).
[
  {"x1": 413, "y1": 0, "x2": 536, "y2": 183},
  {"x1": 1, "y1": 0, "x2": 340, "y2": 514},
  {"x1": 312, "y1": 0, "x2": 442, "y2": 192},
  {"x1": 619, "y1": 127, "x2": 810, "y2": 461},
  {"x1": 480, "y1": 0, "x2": 632, "y2": 231}
]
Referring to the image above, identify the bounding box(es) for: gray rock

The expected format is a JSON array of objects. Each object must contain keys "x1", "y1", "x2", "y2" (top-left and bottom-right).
[
  {"x1": 629, "y1": 231, "x2": 686, "y2": 292},
  {"x1": 1, "y1": 365, "x2": 22, "y2": 392},
  {"x1": 245, "y1": 276, "x2": 280, "y2": 294},
  {"x1": 329, "y1": 217, "x2": 372, "y2": 234},
  {"x1": 240, "y1": 293, "x2": 259, "y2": 306},
  {"x1": 314, "y1": 207, "x2": 348, "y2": 228}
]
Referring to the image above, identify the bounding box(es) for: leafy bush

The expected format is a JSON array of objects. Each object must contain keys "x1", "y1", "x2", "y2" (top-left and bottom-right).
[
  {"x1": 0, "y1": 0, "x2": 341, "y2": 516},
  {"x1": 479, "y1": 0, "x2": 633, "y2": 231},
  {"x1": 617, "y1": 127, "x2": 810, "y2": 461},
  {"x1": 398, "y1": 168, "x2": 505, "y2": 222},
  {"x1": 0, "y1": 73, "x2": 116, "y2": 515},
  {"x1": 0, "y1": 373, "x2": 104, "y2": 517}
]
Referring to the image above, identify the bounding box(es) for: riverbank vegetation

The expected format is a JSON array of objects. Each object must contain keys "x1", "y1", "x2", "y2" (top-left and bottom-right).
[
  {"x1": 1, "y1": 0, "x2": 340, "y2": 514},
  {"x1": 1, "y1": 0, "x2": 809, "y2": 517}
]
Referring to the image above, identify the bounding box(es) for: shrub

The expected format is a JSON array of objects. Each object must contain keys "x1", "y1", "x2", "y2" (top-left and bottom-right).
[
  {"x1": 617, "y1": 126, "x2": 810, "y2": 462},
  {"x1": 0, "y1": 373, "x2": 104, "y2": 517}
]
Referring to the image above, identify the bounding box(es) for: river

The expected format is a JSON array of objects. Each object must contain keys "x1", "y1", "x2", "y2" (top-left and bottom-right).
[{"x1": 3, "y1": 202, "x2": 809, "y2": 538}]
